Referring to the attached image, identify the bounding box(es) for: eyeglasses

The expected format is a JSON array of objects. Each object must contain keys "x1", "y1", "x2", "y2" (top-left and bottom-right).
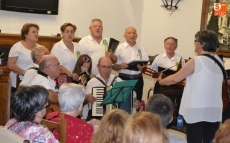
[
  {"x1": 82, "y1": 57, "x2": 90, "y2": 63},
  {"x1": 64, "y1": 30, "x2": 75, "y2": 34},
  {"x1": 98, "y1": 65, "x2": 112, "y2": 70},
  {"x1": 194, "y1": 39, "x2": 200, "y2": 42}
]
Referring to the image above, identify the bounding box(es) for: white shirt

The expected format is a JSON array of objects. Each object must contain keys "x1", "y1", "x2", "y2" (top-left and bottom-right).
[
  {"x1": 8, "y1": 41, "x2": 37, "y2": 87},
  {"x1": 85, "y1": 74, "x2": 122, "y2": 94},
  {"x1": 19, "y1": 64, "x2": 39, "y2": 86},
  {"x1": 115, "y1": 42, "x2": 149, "y2": 75},
  {"x1": 81, "y1": 74, "x2": 122, "y2": 119},
  {"x1": 51, "y1": 39, "x2": 82, "y2": 72},
  {"x1": 151, "y1": 53, "x2": 185, "y2": 72},
  {"x1": 79, "y1": 35, "x2": 109, "y2": 75},
  {"x1": 31, "y1": 74, "x2": 58, "y2": 92},
  {"x1": 179, "y1": 55, "x2": 223, "y2": 123}
]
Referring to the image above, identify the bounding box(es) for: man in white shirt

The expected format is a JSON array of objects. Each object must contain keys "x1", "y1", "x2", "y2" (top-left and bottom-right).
[
  {"x1": 19, "y1": 46, "x2": 49, "y2": 88},
  {"x1": 151, "y1": 37, "x2": 185, "y2": 124},
  {"x1": 84, "y1": 56, "x2": 140, "y2": 121},
  {"x1": 113, "y1": 27, "x2": 149, "y2": 103},
  {"x1": 79, "y1": 19, "x2": 117, "y2": 75},
  {"x1": 31, "y1": 55, "x2": 61, "y2": 109}
]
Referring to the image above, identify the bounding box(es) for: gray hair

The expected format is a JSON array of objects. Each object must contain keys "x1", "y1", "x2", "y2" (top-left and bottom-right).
[
  {"x1": 58, "y1": 83, "x2": 85, "y2": 112},
  {"x1": 39, "y1": 58, "x2": 51, "y2": 71},
  {"x1": 90, "y1": 18, "x2": 103, "y2": 27},
  {"x1": 31, "y1": 46, "x2": 44, "y2": 63}
]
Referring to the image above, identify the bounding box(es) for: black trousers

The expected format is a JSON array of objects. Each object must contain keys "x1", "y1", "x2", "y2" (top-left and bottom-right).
[
  {"x1": 186, "y1": 121, "x2": 220, "y2": 143},
  {"x1": 118, "y1": 74, "x2": 144, "y2": 101}
]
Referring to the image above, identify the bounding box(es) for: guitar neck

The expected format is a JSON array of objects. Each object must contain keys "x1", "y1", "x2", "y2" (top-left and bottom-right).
[{"x1": 141, "y1": 67, "x2": 184, "y2": 89}]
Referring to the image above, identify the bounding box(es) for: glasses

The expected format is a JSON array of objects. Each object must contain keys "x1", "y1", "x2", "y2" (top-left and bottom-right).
[
  {"x1": 194, "y1": 39, "x2": 200, "y2": 42},
  {"x1": 98, "y1": 65, "x2": 112, "y2": 70},
  {"x1": 64, "y1": 30, "x2": 75, "y2": 34},
  {"x1": 82, "y1": 57, "x2": 90, "y2": 63}
]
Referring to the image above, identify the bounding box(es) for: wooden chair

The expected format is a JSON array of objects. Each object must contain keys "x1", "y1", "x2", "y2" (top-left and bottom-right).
[
  {"x1": 41, "y1": 112, "x2": 66, "y2": 143},
  {"x1": 0, "y1": 126, "x2": 29, "y2": 143}
]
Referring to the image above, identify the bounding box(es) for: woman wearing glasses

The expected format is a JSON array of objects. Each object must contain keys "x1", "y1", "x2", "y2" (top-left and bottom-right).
[
  {"x1": 51, "y1": 23, "x2": 82, "y2": 81},
  {"x1": 158, "y1": 29, "x2": 222, "y2": 143},
  {"x1": 5, "y1": 85, "x2": 58, "y2": 143}
]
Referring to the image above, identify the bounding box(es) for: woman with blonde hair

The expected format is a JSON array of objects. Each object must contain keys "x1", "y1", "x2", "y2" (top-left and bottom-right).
[
  {"x1": 123, "y1": 112, "x2": 168, "y2": 143},
  {"x1": 91, "y1": 109, "x2": 130, "y2": 143}
]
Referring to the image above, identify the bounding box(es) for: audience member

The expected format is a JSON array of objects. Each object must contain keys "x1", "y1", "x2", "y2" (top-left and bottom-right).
[
  {"x1": 91, "y1": 109, "x2": 129, "y2": 143},
  {"x1": 19, "y1": 46, "x2": 49, "y2": 88},
  {"x1": 5, "y1": 85, "x2": 58, "y2": 143},
  {"x1": 158, "y1": 29, "x2": 222, "y2": 143},
  {"x1": 51, "y1": 23, "x2": 82, "y2": 81},
  {"x1": 113, "y1": 26, "x2": 149, "y2": 102},
  {"x1": 7, "y1": 23, "x2": 40, "y2": 93},
  {"x1": 79, "y1": 18, "x2": 117, "y2": 75},
  {"x1": 146, "y1": 94, "x2": 187, "y2": 143},
  {"x1": 31, "y1": 55, "x2": 61, "y2": 113},
  {"x1": 213, "y1": 119, "x2": 230, "y2": 143},
  {"x1": 72, "y1": 54, "x2": 92, "y2": 86},
  {"x1": 123, "y1": 111, "x2": 168, "y2": 143},
  {"x1": 46, "y1": 83, "x2": 97, "y2": 143}
]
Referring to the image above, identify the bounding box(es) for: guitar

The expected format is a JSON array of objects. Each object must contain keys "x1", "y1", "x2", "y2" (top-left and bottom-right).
[{"x1": 141, "y1": 67, "x2": 185, "y2": 89}]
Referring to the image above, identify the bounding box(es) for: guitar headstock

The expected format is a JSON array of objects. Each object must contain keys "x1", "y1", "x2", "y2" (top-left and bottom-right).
[{"x1": 141, "y1": 67, "x2": 158, "y2": 78}]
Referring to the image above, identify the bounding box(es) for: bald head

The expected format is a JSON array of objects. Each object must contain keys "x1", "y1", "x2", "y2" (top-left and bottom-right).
[
  {"x1": 39, "y1": 55, "x2": 57, "y2": 71},
  {"x1": 97, "y1": 57, "x2": 112, "y2": 80},
  {"x1": 124, "y1": 27, "x2": 137, "y2": 34},
  {"x1": 39, "y1": 55, "x2": 61, "y2": 79},
  {"x1": 98, "y1": 56, "x2": 112, "y2": 65}
]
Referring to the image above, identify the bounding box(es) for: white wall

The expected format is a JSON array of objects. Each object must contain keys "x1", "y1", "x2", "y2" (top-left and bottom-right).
[
  {"x1": 0, "y1": 0, "x2": 204, "y2": 101},
  {"x1": 0, "y1": 0, "x2": 143, "y2": 43},
  {"x1": 141, "y1": 0, "x2": 203, "y2": 59},
  {"x1": 140, "y1": 0, "x2": 203, "y2": 101}
]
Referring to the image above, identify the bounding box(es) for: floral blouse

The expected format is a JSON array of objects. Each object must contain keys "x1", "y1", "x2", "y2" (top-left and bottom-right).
[{"x1": 5, "y1": 118, "x2": 59, "y2": 143}]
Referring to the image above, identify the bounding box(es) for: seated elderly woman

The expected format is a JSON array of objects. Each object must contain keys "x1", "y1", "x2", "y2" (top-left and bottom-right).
[
  {"x1": 46, "y1": 83, "x2": 98, "y2": 143},
  {"x1": 5, "y1": 85, "x2": 58, "y2": 143},
  {"x1": 91, "y1": 109, "x2": 130, "y2": 143},
  {"x1": 123, "y1": 112, "x2": 168, "y2": 143}
]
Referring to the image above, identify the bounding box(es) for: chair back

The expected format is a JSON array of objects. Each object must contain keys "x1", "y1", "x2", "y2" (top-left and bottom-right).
[
  {"x1": 0, "y1": 126, "x2": 29, "y2": 143},
  {"x1": 41, "y1": 112, "x2": 66, "y2": 143}
]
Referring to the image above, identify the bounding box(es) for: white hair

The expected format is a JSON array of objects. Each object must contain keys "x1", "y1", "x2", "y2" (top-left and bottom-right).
[{"x1": 58, "y1": 83, "x2": 85, "y2": 112}]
